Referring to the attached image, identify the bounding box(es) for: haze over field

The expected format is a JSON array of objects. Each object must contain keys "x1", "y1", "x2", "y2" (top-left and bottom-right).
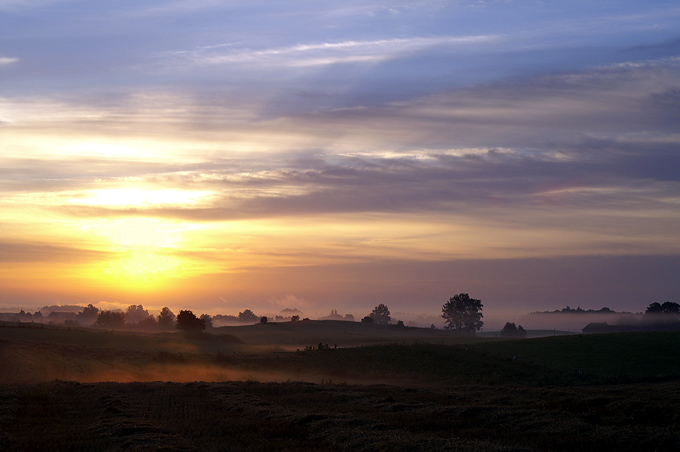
[{"x1": 1, "y1": 1, "x2": 679, "y2": 322}]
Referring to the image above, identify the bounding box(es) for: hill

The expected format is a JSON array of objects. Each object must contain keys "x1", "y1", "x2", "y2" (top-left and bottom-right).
[
  {"x1": 2, "y1": 321, "x2": 680, "y2": 386},
  {"x1": 3, "y1": 322, "x2": 680, "y2": 451}
]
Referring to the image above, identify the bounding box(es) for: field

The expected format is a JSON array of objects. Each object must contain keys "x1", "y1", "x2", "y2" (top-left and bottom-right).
[{"x1": 2, "y1": 321, "x2": 680, "y2": 451}]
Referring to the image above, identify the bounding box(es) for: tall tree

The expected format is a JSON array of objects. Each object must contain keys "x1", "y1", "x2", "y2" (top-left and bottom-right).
[
  {"x1": 157, "y1": 307, "x2": 176, "y2": 330},
  {"x1": 238, "y1": 309, "x2": 259, "y2": 324},
  {"x1": 442, "y1": 293, "x2": 484, "y2": 334},
  {"x1": 200, "y1": 314, "x2": 213, "y2": 329},
  {"x1": 369, "y1": 304, "x2": 391, "y2": 325},
  {"x1": 125, "y1": 304, "x2": 151, "y2": 324},
  {"x1": 77, "y1": 304, "x2": 99, "y2": 324}
]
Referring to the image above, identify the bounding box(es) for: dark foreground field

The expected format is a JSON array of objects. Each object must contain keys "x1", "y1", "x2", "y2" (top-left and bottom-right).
[
  {"x1": 2, "y1": 380, "x2": 680, "y2": 452},
  {"x1": 2, "y1": 323, "x2": 680, "y2": 451}
]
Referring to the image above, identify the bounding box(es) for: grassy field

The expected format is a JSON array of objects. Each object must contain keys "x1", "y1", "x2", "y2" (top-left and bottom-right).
[{"x1": 2, "y1": 321, "x2": 680, "y2": 451}]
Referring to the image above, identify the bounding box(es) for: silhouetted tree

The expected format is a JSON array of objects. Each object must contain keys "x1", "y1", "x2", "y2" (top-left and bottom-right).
[
  {"x1": 137, "y1": 316, "x2": 158, "y2": 330},
  {"x1": 290, "y1": 315, "x2": 300, "y2": 322},
  {"x1": 396, "y1": 320, "x2": 405, "y2": 328},
  {"x1": 260, "y1": 316, "x2": 268, "y2": 324},
  {"x1": 125, "y1": 304, "x2": 151, "y2": 324},
  {"x1": 200, "y1": 314, "x2": 213, "y2": 329},
  {"x1": 500, "y1": 322, "x2": 527, "y2": 338},
  {"x1": 176, "y1": 310, "x2": 206, "y2": 332},
  {"x1": 361, "y1": 316, "x2": 374, "y2": 323},
  {"x1": 157, "y1": 307, "x2": 176, "y2": 330},
  {"x1": 95, "y1": 310, "x2": 125, "y2": 328},
  {"x1": 646, "y1": 301, "x2": 680, "y2": 314},
  {"x1": 77, "y1": 304, "x2": 99, "y2": 324},
  {"x1": 646, "y1": 302, "x2": 663, "y2": 313},
  {"x1": 442, "y1": 293, "x2": 483, "y2": 334},
  {"x1": 212, "y1": 314, "x2": 239, "y2": 326},
  {"x1": 369, "y1": 303, "x2": 391, "y2": 325},
  {"x1": 238, "y1": 309, "x2": 259, "y2": 324}
]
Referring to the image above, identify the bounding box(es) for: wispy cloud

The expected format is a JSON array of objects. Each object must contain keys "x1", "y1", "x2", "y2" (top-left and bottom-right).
[
  {"x1": 0, "y1": 57, "x2": 18, "y2": 66},
  {"x1": 0, "y1": 241, "x2": 115, "y2": 263},
  {"x1": 0, "y1": 0, "x2": 68, "y2": 11},
  {"x1": 178, "y1": 35, "x2": 501, "y2": 68}
]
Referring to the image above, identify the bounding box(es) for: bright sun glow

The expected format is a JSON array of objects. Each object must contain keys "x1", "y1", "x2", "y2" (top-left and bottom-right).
[
  {"x1": 99, "y1": 250, "x2": 184, "y2": 288},
  {"x1": 81, "y1": 218, "x2": 198, "y2": 288}
]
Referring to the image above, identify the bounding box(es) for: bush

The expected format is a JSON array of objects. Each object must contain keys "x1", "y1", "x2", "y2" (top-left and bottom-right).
[
  {"x1": 176, "y1": 310, "x2": 206, "y2": 332},
  {"x1": 500, "y1": 322, "x2": 527, "y2": 338}
]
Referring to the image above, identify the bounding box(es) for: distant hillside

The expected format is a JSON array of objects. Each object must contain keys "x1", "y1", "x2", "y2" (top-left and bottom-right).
[
  {"x1": 528, "y1": 306, "x2": 635, "y2": 315},
  {"x1": 520, "y1": 308, "x2": 642, "y2": 331}
]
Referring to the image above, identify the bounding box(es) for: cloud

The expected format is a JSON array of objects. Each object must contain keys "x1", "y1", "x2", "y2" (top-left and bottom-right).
[
  {"x1": 177, "y1": 35, "x2": 500, "y2": 68},
  {"x1": 266, "y1": 293, "x2": 309, "y2": 309},
  {"x1": 93, "y1": 300, "x2": 131, "y2": 312},
  {"x1": 0, "y1": 0, "x2": 68, "y2": 11},
  {"x1": 0, "y1": 57, "x2": 18, "y2": 66},
  {"x1": 2, "y1": 60, "x2": 679, "y2": 262},
  {"x1": 4, "y1": 62, "x2": 679, "y2": 222},
  {"x1": 0, "y1": 241, "x2": 115, "y2": 263}
]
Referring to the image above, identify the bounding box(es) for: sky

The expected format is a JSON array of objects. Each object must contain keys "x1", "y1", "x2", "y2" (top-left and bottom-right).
[{"x1": 1, "y1": 1, "x2": 679, "y2": 327}]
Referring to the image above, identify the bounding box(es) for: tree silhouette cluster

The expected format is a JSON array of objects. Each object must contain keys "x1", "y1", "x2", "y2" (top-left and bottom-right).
[
  {"x1": 95, "y1": 311, "x2": 125, "y2": 328},
  {"x1": 92, "y1": 305, "x2": 181, "y2": 331},
  {"x1": 646, "y1": 302, "x2": 680, "y2": 315},
  {"x1": 531, "y1": 306, "x2": 619, "y2": 315}
]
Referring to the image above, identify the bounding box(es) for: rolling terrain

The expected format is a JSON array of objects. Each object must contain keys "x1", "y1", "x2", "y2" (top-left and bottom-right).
[{"x1": 1, "y1": 321, "x2": 680, "y2": 451}]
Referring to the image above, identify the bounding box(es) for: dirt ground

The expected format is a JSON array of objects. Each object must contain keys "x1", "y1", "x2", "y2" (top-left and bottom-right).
[{"x1": 1, "y1": 380, "x2": 679, "y2": 452}]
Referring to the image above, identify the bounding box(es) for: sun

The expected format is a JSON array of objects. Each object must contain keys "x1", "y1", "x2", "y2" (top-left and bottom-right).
[
  {"x1": 100, "y1": 249, "x2": 184, "y2": 289},
  {"x1": 82, "y1": 218, "x2": 194, "y2": 289}
]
